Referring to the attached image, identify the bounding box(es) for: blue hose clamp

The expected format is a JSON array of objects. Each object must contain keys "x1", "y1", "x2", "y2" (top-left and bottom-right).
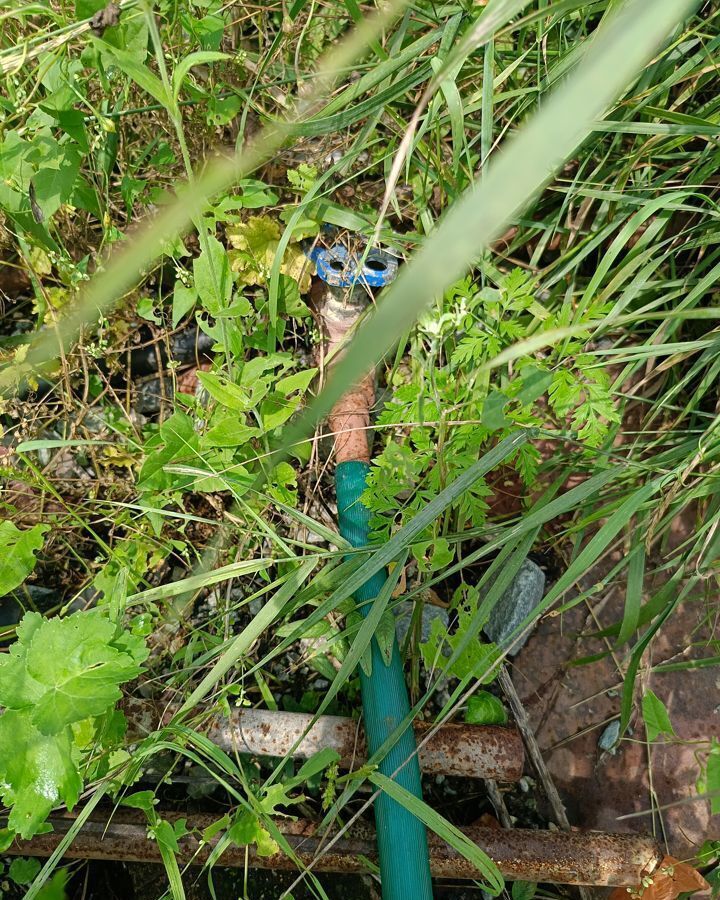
[{"x1": 308, "y1": 243, "x2": 398, "y2": 289}]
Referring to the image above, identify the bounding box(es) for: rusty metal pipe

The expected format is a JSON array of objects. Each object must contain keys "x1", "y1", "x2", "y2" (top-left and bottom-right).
[
  {"x1": 123, "y1": 699, "x2": 524, "y2": 781},
  {"x1": 6, "y1": 810, "x2": 662, "y2": 886}
]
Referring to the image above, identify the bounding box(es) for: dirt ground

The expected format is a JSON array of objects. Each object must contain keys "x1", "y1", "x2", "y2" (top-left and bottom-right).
[{"x1": 512, "y1": 543, "x2": 719, "y2": 862}]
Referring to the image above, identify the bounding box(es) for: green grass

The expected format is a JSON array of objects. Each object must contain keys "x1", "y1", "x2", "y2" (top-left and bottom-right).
[{"x1": 1, "y1": 0, "x2": 719, "y2": 896}]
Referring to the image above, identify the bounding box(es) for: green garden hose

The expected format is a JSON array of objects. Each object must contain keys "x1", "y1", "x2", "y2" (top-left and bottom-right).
[
  {"x1": 336, "y1": 459, "x2": 434, "y2": 900},
  {"x1": 312, "y1": 238, "x2": 434, "y2": 899}
]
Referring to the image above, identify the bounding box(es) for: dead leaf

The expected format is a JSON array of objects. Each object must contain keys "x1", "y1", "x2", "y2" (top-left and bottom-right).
[
  {"x1": 99, "y1": 445, "x2": 138, "y2": 470},
  {"x1": 90, "y1": 1, "x2": 120, "y2": 36},
  {"x1": 610, "y1": 856, "x2": 709, "y2": 900}
]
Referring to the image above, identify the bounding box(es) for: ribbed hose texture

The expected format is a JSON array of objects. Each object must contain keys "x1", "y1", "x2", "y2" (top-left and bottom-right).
[{"x1": 336, "y1": 460, "x2": 434, "y2": 900}]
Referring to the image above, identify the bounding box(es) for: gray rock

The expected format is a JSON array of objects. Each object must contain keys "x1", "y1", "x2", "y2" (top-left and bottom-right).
[
  {"x1": 6, "y1": 584, "x2": 59, "y2": 619},
  {"x1": 248, "y1": 597, "x2": 264, "y2": 617},
  {"x1": 395, "y1": 599, "x2": 449, "y2": 649},
  {"x1": 0, "y1": 594, "x2": 27, "y2": 629},
  {"x1": 135, "y1": 376, "x2": 167, "y2": 415},
  {"x1": 483, "y1": 558, "x2": 546, "y2": 655}
]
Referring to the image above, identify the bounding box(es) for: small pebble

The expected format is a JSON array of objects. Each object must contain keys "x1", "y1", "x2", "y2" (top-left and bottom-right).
[{"x1": 598, "y1": 719, "x2": 621, "y2": 752}]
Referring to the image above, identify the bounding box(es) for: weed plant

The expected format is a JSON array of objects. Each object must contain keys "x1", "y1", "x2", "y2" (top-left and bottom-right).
[{"x1": 0, "y1": 0, "x2": 719, "y2": 896}]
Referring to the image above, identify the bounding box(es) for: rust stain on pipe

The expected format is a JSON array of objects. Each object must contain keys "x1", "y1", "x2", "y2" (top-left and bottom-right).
[
  {"x1": 316, "y1": 283, "x2": 374, "y2": 464},
  {"x1": 6, "y1": 810, "x2": 662, "y2": 886},
  {"x1": 122, "y1": 698, "x2": 524, "y2": 781}
]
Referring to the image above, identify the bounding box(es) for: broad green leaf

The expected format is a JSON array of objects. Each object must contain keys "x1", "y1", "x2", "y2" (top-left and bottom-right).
[
  {"x1": 9, "y1": 857, "x2": 41, "y2": 885},
  {"x1": 261, "y1": 782, "x2": 300, "y2": 815},
  {"x1": 240, "y1": 353, "x2": 288, "y2": 386},
  {"x1": 138, "y1": 410, "x2": 200, "y2": 489},
  {"x1": 0, "y1": 610, "x2": 147, "y2": 735},
  {"x1": 482, "y1": 391, "x2": 510, "y2": 430},
  {"x1": 0, "y1": 710, "x2": 81, "y2": 839},
  {"x1": 193, "y1": 235, "x2": 232, "y2": 314},
  {"x1": 421, "y1": 612, "x2": 498, "y2": 681},
  {"x1": 99, "y1": 45, "x2": 170, "y2": 107},
  {"x1": 120, "y1": 790, "x2": 157, "y2": 814},
  {"x1": 56, "y1": 109, "x2": 88, "y2": 152},
  {"x1": 642, "y1": 689, "x2": 675, "y2": 742},
  {"x1": 512, "y1": 882, "x2": 538, "y2": 900},
  {"x1": 202, "y1": 418, "x2": 259, "y2": 448},
  {"x1": 207, "y1": 93, "x2": 242, "y2": 127},
  {"x1": 197, "y1": 372, "x2": 253, "y2": 411},
  {"x1": 30, "y1": 869, "x2": 68, "y2": 900},
  {"x1": 412, "y1": 539, "x2": 454, "y2": 573},
  {"x1": 31, "y1": 146, "x2": 81, "y2": 218},
  {"x1": 236, "y1": 178, "x2": 279, "y2": 209},
  {"x1": 76, "y1": 0, "x2": 105, "y2": 15},
  {"x1": 275, "y1": 367, "x2": 317, "y2": 396},
  {"x1": 137, "y1": 296, "x2": 161, "y2": 324},
  {"x1": 261, "y1": 392, "x2": 300, "y2": 430},
  {"x1": 516, "y1": 366, "x2": 553, "y2": 406},
  {"x1": 228, "y1": 812, "x2": 279, "y2": 858},
  {"x1": 172, "y1": 282, "x2": 197, "y2": 328},
  {"x1": 707, "y1": 750, "x2": 720, "y2": 816},
  {"x1": 0, "y1": 522, "x2": 49, "y2": 597},
  {"x1": 267, "y1": 461, "x2": 298, "y2": 505},
  {"x1": 153, "y1": 819, "x2": 181, "y2": 854},
  {"x1": 465, "y1": 691, "x2": 508, "y2": 726},
  {"x1": 202, "y1": 815, "x2": 230, "y2": 843}
]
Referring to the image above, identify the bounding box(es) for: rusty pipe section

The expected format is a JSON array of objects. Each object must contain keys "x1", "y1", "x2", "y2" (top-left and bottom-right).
[
  {"x1": 123, "y1": 698, "x2": 524, "y2": 781},
  {"x1": 316, "y1": 282, "x2": 375, "y2": 464},
  {"x1": 6, "y1": 810, "x2": 662, "y2": 886}
]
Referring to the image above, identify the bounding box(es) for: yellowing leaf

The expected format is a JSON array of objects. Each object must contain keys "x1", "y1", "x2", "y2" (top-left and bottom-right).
[
  {"x1": 609, "y1": 856, "x2": 709, "y2": 900},
  {"x1": 227, "y1": 215, "x2": 280, "y2": 254},
  {"x1": 226, "y1": 215, "x2": 312, "y2": 293},
  {"x1": 28, "y1": 245, "x2": 52, "y2": 275},
  {"x1": 100, "y1": 445, "x2": 139, "y2": 469}
]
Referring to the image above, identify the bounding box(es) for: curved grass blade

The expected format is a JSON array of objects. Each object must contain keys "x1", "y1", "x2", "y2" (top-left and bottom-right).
[{"x1": 370, "y1": 772, "x2": 503, "y2": 893}]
